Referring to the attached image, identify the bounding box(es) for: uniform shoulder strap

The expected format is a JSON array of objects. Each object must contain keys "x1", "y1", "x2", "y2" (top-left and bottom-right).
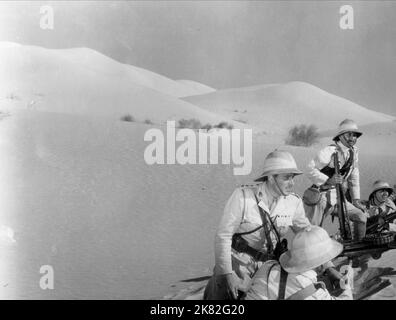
[
  {"x1": 277, "y1": 267, "x2": 288, "y2": 300},
  {"x1": 253, "y1": 192, "x2": 275, "y2": 254}
]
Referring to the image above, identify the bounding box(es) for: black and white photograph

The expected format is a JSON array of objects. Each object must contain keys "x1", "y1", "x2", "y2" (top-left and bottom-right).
[{"x1": 1, "y1": 1, "x2": 396, "y2": 303}]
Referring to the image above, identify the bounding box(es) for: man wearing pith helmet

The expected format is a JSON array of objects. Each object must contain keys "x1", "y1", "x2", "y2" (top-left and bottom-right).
[
  {"x1": 244, "y1": 226, "x2": 353, "y2": 300},
  {"x1": 304, "y1": 119, "x2": 367, "y2": 240},
  {"x1": 367, "y1": 180, "x2": 396, "y2": 232},
  {"x1": 204, "y1": 150, "x2": 312, "y2": 300}
]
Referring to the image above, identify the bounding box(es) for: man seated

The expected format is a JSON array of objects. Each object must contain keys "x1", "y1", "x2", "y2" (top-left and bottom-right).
[
  {"x1": 366, "y1": 180, "x2": 396, "y2": 232},
  {"x1": 244, "y1": 226, "x2": 353, "y2": 300}
]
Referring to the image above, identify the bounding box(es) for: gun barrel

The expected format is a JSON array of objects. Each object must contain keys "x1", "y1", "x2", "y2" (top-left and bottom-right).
[{"x1": 334, "y1": 152, "x2": 348, "y2": 239}]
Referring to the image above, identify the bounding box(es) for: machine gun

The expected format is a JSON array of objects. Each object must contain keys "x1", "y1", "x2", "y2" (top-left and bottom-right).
[
  {"x1": 366, "y1": 211, "x2": 396, "y2": 234},
  {"x1": 332, "y1": 151, "x2": 396, "y2": 260}
]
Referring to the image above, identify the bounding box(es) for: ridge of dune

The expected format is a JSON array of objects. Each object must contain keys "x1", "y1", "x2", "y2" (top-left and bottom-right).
[
  {"x1": 0, "y1": 43, "x2": 241, "y2": 127},
  {"x1": 184, "y1": 81, "x2": 395, "y2": 133},
  {"x1": 0, "y1": 42, "x2": 211, "y2": 98},
  {"x1": 60, "y1": 47, "x2": 206, "y2": 97},
  {"x1": 176, "y1": 80, "x2": 216, "y2": 95}
]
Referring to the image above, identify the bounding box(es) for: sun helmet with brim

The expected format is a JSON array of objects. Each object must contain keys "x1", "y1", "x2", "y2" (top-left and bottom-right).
[
  {"x1": 369, "y1": 180, "x2": 394, "y2": 200},
  {"x1": 254, "y1": 150, "x2": 303, "y2": 182},
  {"x1": 333, "y1": 119, "x2": 363, "y2": 141},
  {"x1": 279, "y1": 225, "x2": 343, "y2": 274}
]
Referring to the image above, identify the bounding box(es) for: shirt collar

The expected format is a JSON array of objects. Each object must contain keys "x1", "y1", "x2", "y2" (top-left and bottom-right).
[
  {"x1": 335, "y1": 141, "x2": 355, "y2": 153},
  {"x1": 257, "y1": 182, "x2": 278, "y2": 212}
]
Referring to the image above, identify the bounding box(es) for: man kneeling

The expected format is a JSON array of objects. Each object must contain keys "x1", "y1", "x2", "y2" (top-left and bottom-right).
[{"x1": 244, "y1": 226, "x2": 353, "y2": 300}]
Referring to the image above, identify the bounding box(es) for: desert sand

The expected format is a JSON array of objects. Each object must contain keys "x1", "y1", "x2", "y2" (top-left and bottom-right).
[{"x1": 0, "y1": 43, "x2": 395, "y2": 299}]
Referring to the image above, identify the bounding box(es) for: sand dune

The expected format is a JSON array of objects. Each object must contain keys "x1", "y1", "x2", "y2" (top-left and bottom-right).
[
  {"x1": 176, "y1": 80, "x2": 216, "y2": 96},
  {"x1": 0, "y1": 42, "x2": 210, "y2": 98},
  {"x1": 0, "y1": 43, "x2": 234, "y2": 126},
  {"x1": 184, "y1": 82, "x2": 395, "y2": 134},
  {"x1": 60, "y1": 47, "x2": 215, "y2": 98}
]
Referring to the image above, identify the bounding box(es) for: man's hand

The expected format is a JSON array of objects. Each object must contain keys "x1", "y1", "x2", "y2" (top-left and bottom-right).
[
  {"x1": 218, "y1": 273, "x2": 240, "y2": 300},
  {"x1": 326, "y1": 173, "x2": 343, "y2": 186},
  {"x1": 339, "y1": 262, "x2": 354, "y2": 290},
  {"x1": 352, "y1": 199, "x2": 367, "y2": 213},
  {"x1": 325, "y1": 267, "x2": 343, "y2": 288},
  {"x1": 378, "y1": 216, "x2": 386, "y2": 227}
]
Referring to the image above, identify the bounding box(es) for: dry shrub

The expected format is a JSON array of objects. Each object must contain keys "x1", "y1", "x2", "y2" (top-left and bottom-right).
[
  {"x1": 120, "y1": 114, "x2": 136, "y2": 122},
  {"x1": 285, "y1": 124, "x2": 319, "y2": 147}
]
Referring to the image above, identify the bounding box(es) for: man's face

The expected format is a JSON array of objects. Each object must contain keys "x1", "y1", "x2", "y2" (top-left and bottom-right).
[
  {"x1": 339, "y1": 132, "x2": 359, "y2": 148},
  {"x1": 269, "y1": 173, "x2": 296, "y2": 196},
  {"x1": 375, "y1": 189, "x2": 390, "y2": 203}
]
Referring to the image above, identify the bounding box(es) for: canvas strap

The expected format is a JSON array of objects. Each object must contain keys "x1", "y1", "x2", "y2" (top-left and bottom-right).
[
  {"x1": 277, "y1": 267, "x2": 288, "y2": 300},
  {"x1": 253, "y1": 193, "x2": 275, "y2": 254},
  {"x1": 320, "y1": 145, "x2": 354, "y2": 179},
  {"x1": 268, "y1": 263, "x2": 322, "y2": 300}
]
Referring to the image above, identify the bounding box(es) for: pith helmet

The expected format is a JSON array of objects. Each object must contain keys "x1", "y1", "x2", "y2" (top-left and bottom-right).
[
  {"x1": 333, "y1": 119, "x2": 362, "y2": 141},
  {"x1": 279, "y1": 226, "x2": 343, "y2": 274},
  {"x1": 369, "y1": 180, "x2": 394, "y2": 199},
  {"x1": 254, "y1": 150, "x2": 302, "y2": 182}
]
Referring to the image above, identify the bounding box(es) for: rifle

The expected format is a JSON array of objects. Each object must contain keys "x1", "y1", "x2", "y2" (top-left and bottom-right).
[
  {"x1": 366, "y1": 211, "x2": 396, "y2": 234},
  {"x1": 334, "y1": 152, "x2": 352, "y2": 240}
]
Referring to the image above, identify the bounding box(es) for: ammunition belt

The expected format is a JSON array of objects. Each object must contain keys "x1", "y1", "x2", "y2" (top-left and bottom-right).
[{"x1": 363, "y1": 232, "x2": 395, "y2": 245}]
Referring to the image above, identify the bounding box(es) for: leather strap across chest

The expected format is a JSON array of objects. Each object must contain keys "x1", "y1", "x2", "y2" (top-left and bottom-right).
[{"x1": 320, "y1": 146, "x2": 354, "y2": 178}]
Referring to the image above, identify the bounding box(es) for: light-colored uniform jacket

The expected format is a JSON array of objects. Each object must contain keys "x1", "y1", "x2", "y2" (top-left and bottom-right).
[
  {"x1": 245, "y1": 261, "x2": 353, "y2": 300},
  {"x1": 214, "y1": 183, "x2": 310, "y2": 289},
  {"x1": 307, "y1": 141, "x2": 360, "y2": 204}
]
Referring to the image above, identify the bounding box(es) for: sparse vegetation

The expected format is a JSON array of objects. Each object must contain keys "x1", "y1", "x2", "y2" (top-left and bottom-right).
[
  {"x1": 120, "y1": 114, "x2": 136, "y2": 122},
  {"x1": 5, "y1": 93, "x2": 20, "y2": 100},
  {"x1": 178, "y1": 118, "x2": 203, "y2": 129},
  {"x1": 285, "y1": 124, "x2": 319, "y2": 147},
  {"x1": 214, "y1": 121, "x2": 234, "y2": 130},
  {"x1": 0, "y1": 111, "x2": 11, "y2": 120},
  {"x1": 201, "y1": 123, "x2": 213, "y2": 131},
  {"x1": 144, "y1": 119, "x2": 154, "y2": 125},
  {"x1": 177, "y1": 118, "x2": 234, "y2": 130}
]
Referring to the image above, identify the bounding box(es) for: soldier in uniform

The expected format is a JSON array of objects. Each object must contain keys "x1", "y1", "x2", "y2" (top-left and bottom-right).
[
  {"x1": 304, "y1": 119, "x2": 368, "y2": 240},
  {"x1": 204, "y1": 150, "x2": 319, "y2": 300},
  {"x1": 244, "y1": 226, "x2": 353, "y2": 300},
  {"x1": 366, "y1": 180, "x2": 396, "y2": 232}
]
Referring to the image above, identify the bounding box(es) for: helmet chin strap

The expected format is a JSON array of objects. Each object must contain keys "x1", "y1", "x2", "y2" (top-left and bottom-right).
[
  {"x1": 340, "y1": 133, "x2": 356, "y2": 149},
  {"x1": 272, "y1": 176, "x2": 287, "y2": 197}
]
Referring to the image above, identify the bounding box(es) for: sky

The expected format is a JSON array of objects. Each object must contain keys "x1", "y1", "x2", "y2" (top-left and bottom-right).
[{"x1": 1, "y1": 1, "x2": 396, "y2": 116}]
